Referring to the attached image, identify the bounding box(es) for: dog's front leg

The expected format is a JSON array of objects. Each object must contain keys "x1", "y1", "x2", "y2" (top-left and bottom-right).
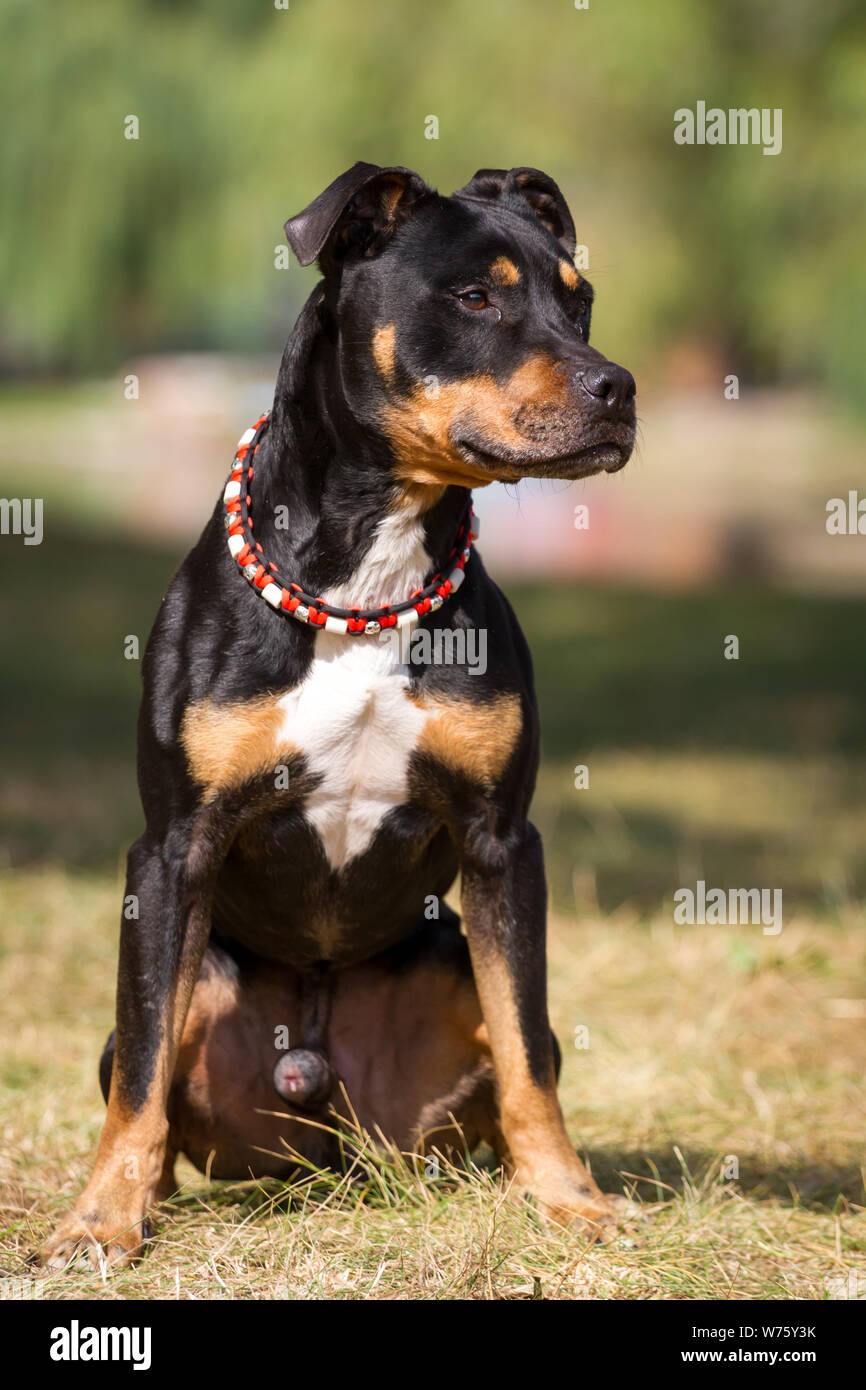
[
  {"x1": 460, "y1": 820, "x2": 615, "y2": 1233},
  {"x1": 41, "y1": 825, "x2": 213, "y2": 1269}
]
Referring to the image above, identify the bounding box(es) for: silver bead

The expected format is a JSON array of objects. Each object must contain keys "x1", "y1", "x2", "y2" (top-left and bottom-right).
[
  {"x1": 430, "y1": 594, "x2": 443, "y2": 611},
  {"x1": 295, "y1": 605, "x2": 310, "y2": 623},
  {"x1": 364, "y1": 620, "x2": 381, "y2": 635}
]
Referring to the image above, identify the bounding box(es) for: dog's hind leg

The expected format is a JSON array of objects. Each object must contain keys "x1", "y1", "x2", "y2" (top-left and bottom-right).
[{"x1": 328, "y1": 912, "x2": 504, "y2": 1159}]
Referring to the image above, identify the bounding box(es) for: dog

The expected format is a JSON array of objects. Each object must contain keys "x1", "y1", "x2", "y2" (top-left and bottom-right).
[{"x1": 42, "y1": 162, "x2": 636, "y2": 1268}]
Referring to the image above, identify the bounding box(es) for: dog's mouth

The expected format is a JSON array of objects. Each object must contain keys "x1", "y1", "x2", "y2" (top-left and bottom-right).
[{"x1": 453, "y1": 429, "x2": 634, "y2": 482}]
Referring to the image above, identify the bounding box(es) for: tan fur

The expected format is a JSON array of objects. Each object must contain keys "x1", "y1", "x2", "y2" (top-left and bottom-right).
[
  {"x1": 181, "y1": 695, "x2": 299, "y2": 799},
  {"x1": 489, "y1": 255, "x2": 520, "y2": 285},
  {"x1": 41, "y1": 915, "x2": 212, "y2": 1266},
  {"x1": 462, "y1": 932, "x2": 612, "y2": 1229},
  {"x1": 413, "y1": 691, "x2": 522, "y2": 787},
  {"x1": 372, "y1": 323, "x2": 397, "y2": 383},
  {"x1": 392, "y1": 479, "x2": 447, "y2": 512},
  {"x1": 379, "y1": 179, "x2": 404, "y2": 220},
  {"x1": 383, "y1": 355, "x2": 569, "y2": 489},
  {"x1": 164, "y1": 947, "x2": 498, "y2": 1174},
  {"x1": 183, "y1": 686, "x2": 520, "y2": 814},
  {"x1": 331, "y1": 957, "x2": 493, "y2": 1150},
  {"x1": 559, "y1": 259, "x2": 580, "y2": 290}
]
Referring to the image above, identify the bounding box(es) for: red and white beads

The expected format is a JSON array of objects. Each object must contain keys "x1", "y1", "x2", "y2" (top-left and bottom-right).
[{"x1": 223, "y1": 413, "x2": 477, "y2": 635}]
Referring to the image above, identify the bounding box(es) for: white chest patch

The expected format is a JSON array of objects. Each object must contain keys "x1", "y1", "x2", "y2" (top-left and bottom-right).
[{"x1": 276, "y1": 507, "x2": 433, "y2": 870}]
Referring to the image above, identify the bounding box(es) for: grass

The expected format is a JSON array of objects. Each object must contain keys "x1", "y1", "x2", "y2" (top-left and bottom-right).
[
  {"x1": 0, "y1": 865, "x2": 864, "y2": 1300},
  {"x1": 512, "y1": 581, "x2": 866, "y2": 917}
]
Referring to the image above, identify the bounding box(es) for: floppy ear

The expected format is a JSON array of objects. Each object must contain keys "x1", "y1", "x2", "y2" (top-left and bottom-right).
[
  {"x1": 453, "y1": 166, "x2": 576, "y2": 255},
  {"x1": 284, "y1": 162, "x2": 433, "y2": 271}
]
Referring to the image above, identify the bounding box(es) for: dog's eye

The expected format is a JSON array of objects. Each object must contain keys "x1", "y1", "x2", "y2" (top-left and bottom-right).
[
  {"x1": 457, "y1": 289, "x2": 489, "y2": 310},
  {"x1": 577, "y1": 296, "x2": 591, "y2": 317}
]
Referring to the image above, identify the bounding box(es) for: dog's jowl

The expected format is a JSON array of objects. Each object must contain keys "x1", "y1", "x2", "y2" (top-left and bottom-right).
[{"x1": 42, "y1": 162, "x2": 636, "y2": 1268}]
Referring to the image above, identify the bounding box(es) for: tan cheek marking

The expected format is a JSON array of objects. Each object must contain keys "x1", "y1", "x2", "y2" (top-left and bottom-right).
[
  {"x1": 181, "y1": 695, "x2": 299, "y2": 799},
  {"x1": 383, "y1": 378, "x2": 509, "y2": 490},
  {"x1": 559, "y1": 259, "x2": 580, "y2": 290},
  {"x1": 372, "y1": 323, "x2": 396, "y2": 383},
  {"x1": 489, "y1": 255, "x2": 520, "y2": 285},
  {"x1": 412, "y1": 691, "x2": 522, "y2": 786},
  {"x1": 383, "y1": 355, "x2": 569, "y2": 490}
]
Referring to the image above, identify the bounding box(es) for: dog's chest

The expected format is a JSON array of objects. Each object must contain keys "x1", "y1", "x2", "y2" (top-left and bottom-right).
[
  {"x1": 278, "y1": 508, "x2": 433, "y2": 870},
  {"x1": 276, "y1": 635, "x2": 429, "y2": 869}
]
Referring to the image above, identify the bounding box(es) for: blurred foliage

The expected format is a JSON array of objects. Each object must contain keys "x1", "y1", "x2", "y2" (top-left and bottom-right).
[{"x1": 0, "y1": 0, "x2": 864, "y2": 407}]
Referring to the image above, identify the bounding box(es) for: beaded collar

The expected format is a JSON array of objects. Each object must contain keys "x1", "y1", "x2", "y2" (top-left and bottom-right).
[{"x1": 223, "y1": 413, "x2": 478, "y2": 636}]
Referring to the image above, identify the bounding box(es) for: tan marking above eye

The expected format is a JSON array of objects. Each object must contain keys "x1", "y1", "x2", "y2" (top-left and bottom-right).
[
  {"x1": 411, "y1": 690, "x2": 522, "y2": 787},
  {"x1": 181, "y1": 695, "x2": 301, "y2": 799},
  {"x1": 489, "y1": 255, "x2": 520, "y2": 286},
  {"x1": 372, "y1": 323, "x2": 397, "y2": 382},
  {"x1": 559, "y1": 259, "x2": 580, "y2": 290}
]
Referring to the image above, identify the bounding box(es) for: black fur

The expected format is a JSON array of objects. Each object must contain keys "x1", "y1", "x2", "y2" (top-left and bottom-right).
[{"x1": 108, "y1": 162, "x2": 636, "y2": 1112}]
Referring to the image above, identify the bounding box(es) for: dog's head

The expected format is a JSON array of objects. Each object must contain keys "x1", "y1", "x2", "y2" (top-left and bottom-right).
[{"x1": 285, "y1": 162, "x2": 636, "y2": 490}]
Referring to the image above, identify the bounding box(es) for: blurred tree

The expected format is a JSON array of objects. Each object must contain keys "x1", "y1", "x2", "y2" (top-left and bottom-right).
[{"x1": 0, "y1": 0, "x2": 863, "y2": 409}]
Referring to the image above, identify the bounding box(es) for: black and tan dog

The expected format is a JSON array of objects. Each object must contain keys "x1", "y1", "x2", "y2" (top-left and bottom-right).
[{"x1": 42, "y1": 163, "x2": 636, "y2": 1268}]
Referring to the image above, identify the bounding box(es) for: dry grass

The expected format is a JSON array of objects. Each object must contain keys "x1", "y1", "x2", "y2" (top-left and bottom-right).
[{"x1": 1, "y1": 866, "x2": 865, "y2": 1300}]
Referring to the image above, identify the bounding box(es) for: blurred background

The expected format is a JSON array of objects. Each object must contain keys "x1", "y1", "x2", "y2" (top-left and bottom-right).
[{"x1": 1, "y1": 0, "x2": 865, "y2": 918}]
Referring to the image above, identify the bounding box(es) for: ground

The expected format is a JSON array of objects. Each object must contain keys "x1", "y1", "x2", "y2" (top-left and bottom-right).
[{"x1": 0, "y1": 865, "x2": 863, "y2": 1300}]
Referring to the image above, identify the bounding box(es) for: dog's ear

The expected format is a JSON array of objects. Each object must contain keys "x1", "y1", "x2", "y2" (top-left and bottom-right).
[
  {"x1": 284, "y1": 162, "x2": 433, "y2": 271},
  {"x1": 453, "y1": 167, "x2": 576, "y2": 255}
]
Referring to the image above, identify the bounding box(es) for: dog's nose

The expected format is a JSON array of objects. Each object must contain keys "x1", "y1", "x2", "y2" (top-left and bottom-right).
[{"x1": 578, "y1": 362, "x2": 636, "y2": 416}]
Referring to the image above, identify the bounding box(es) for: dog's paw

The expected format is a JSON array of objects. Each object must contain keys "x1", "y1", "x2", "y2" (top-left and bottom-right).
[
  {"x1": 41, "y1": 1210, "x2": 151, "y2": 1272},
  {"x1": 535, "y1": 1186, "x2": 645, "y2": 1248},
  {"x1": 536, "y1": 1185, "x2": 620, "y2": 1237}
]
